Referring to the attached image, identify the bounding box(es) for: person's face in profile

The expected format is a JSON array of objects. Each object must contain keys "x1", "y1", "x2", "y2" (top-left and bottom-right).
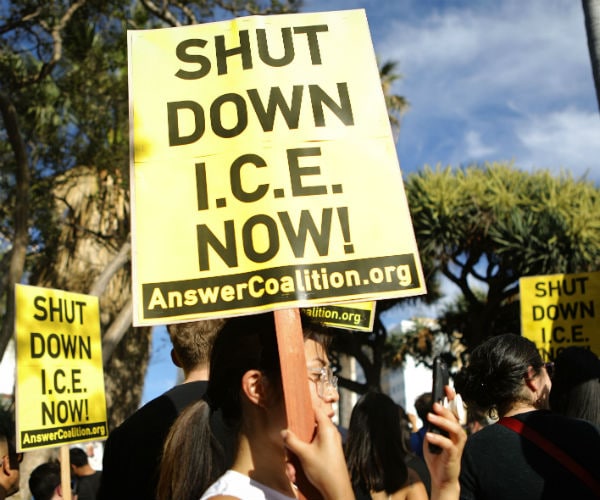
[{"x1": 0, "y1": 437, "x2": 21, "y2": 497}]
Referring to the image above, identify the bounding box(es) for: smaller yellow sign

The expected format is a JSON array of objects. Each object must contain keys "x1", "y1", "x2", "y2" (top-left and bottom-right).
[
  {"x1": 303, "y1": 301, "x2": 375, "y2": 332},
  {"x1": 520, "y1": 271, "x2": 600, "y2": 360},
  {"x1": 15, "y1": 284, "x2": 108, "y2": 451}
]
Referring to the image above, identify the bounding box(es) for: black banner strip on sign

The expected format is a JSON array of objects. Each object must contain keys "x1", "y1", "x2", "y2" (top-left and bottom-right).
[
  {"x1": 142, "y1": 254, "x2": 420, "y2": 319},
  {"x1": 20, "y1": 422, "x2": 108, "y2": 449}
]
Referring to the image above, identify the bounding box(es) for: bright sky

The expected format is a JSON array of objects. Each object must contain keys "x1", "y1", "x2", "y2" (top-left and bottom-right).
[
  {"x1": 142, "y1": 0, "x2": 600, "y2": 403},
  {"x1": 303, "y1": 0, "x2": 600, "y2": 181}
]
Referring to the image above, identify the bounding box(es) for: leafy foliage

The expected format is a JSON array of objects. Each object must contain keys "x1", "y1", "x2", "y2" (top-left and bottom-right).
[
  {"x1": 0, "y1": 0, "x2": 303, "y2": 432},
  {"x1": 401, "y1": 163, "x2": 600, "y2": 350}
]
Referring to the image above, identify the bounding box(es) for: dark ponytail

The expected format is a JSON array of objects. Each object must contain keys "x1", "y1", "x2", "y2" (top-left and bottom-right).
[
  {"x1": 457, "y1": 334, "x2": 542, "y2": 417},
  {"x1": 157, "y1": 400, "x2": 225, "y2": 500}
]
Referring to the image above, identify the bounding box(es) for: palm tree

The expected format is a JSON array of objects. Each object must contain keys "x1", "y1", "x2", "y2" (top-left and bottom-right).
[{"x1": 379, "y1": 60, "x2": 410, "y2": 142}]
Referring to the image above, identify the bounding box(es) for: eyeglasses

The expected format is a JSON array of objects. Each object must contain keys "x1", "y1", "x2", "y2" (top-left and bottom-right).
[
  {"x1": 543, "y1": 362, "x2": 554, "y2": 379},
  {"x1": 307, "y1": 366, "x2": 338, "y2": 399}
]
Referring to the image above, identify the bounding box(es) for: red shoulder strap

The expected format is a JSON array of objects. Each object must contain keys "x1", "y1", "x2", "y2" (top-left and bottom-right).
[{"x1": 498, "y1": 416, "x2": 600, "y2": 496}]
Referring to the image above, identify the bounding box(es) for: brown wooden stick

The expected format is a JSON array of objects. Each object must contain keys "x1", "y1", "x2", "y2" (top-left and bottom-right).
[
  {"x1": 274, "y1": 308, "x2": 322, "y2": 500},
  {"x1": 60, "y1": 445, "x2": 72, "y2": 500}
]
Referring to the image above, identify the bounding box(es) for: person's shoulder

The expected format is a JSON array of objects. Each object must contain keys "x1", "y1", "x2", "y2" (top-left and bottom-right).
[
  {"x1": 163, "y1": 380, "x2": 208, "y2": 411},
  {"x1": 463, "y1": 421, "x2": 508, "y2": 451},
  {"x1": 105, "y1": 389, "x2": 180, "y2": 444},
  {"x1": 524, "y1": 410, "x2": 600, "y2": 436}
]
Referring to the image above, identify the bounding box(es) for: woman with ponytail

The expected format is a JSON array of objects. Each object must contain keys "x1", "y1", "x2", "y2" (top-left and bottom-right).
[{"x1": 457, "y1": 334, "x2": 600, "y2": 500}]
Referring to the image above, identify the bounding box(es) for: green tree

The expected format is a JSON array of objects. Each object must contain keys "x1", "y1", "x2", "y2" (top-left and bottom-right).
[
  {"x1": 0, "y1": 0, "x2": 301, "y2": 427},
  {"x1": 404, "y1": 162, "x2": 600, "y2": 350}
]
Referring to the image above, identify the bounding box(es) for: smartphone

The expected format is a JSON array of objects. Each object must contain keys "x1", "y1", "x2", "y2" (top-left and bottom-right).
[{"x1": 427, "y1": 355, "x2": 449, "y2": 454}]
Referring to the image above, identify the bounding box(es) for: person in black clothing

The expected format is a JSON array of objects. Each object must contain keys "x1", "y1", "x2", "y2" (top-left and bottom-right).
[
  {"x1": 456, "y1": 334, "x2": 600, "y2": 500},
  {"x1": 69, "y1": 447, "x2": 101, "y2": 500},
  {"x1": 549, "y1": 346, "x2": 600, "y2": 426},
  {"x1": 97, "y1": 319, "x2": 225, "y2": 500}
]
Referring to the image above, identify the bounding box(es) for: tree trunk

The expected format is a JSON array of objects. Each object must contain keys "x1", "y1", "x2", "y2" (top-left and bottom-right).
[
  {"x1": 0, "y1": 93, "x2": 29, "y2": 363},
  {"x1": 583, "y1": 0, "x2": 600, "y2": 113}
]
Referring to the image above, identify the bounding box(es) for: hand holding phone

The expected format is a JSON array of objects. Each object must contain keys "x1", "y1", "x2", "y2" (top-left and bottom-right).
[{"x1": 427, "y1": 356, "x2": 449, "y2": 454}]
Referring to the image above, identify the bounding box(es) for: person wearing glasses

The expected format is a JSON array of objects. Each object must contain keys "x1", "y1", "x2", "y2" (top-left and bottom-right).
[
  {"x1": 157, "y1": 311, "x2": 345, "y2": 500},
  {"x1": 549, "y1": 346, "x2": 600, "y2": 426},
  {"x1": 456, "y1": 334, "x2": 600, "y2": 500},
  {"x1": 157, "y1": 312, "x2": 466, "y2": 500}
]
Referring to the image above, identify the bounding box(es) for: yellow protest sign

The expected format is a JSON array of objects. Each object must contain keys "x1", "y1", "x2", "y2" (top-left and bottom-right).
[
  {"x1": 520, "y1": 271, "x2": 600, "y2": 360},
  {"x1": 15, "y1": 284, "x2": 108, "y2": 451},
  {"x1": 128, "y1": 10, "x2": 426, "y2": 325},
  {"x1": 303, "y1": 301, "x2": 375, "y2": 332}
]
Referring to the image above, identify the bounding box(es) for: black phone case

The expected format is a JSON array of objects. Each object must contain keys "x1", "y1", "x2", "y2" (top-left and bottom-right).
[{"x1": 428, "y1": 356, "x2": 449, "y2": 453}]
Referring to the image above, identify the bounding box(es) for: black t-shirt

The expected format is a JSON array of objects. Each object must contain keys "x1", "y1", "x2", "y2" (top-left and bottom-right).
[
  {"x1": 98, "y1": 381, "x2": 208, "y2": 500},
  {"x1": 459, "y1": 410, "x2": 600, "y2": 500},
  {"x1": 75, "y1": 470, "x2": 102, "y2": 500}
]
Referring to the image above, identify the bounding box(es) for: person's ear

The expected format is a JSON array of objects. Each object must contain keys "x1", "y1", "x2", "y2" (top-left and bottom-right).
[
  {"x1": 524, "y1": 366, "x2": 540, "y2": 392},
  {"x1": 241, "y1": 369, "x2": 271, "y2": 408},
  {"x1": 170, "y1": 348, "x2": 182, "y2": 368}
]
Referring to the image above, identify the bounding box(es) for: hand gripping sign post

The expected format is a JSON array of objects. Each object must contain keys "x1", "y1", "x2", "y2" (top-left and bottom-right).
[
  {"x1": 520, "y1": 271, "x2": 600, "y2": 359},
  {"x1": 14, "y1": 284, "x2": 108, "y2": 500},
  {"x1": 128, "y1": 10, "x2": 426, "y2": 497}
]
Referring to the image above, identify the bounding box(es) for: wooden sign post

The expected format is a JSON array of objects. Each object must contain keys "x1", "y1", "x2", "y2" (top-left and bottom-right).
[
  {"x1": 60, "y1": 445, "x2": 72, "y2": 500},
  {"x1": 274, "y1": 308, "x2": 322, "y2": 500}
]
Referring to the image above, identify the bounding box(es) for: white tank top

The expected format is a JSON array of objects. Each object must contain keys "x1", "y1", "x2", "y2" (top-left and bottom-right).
[{"x1": 200, "y1": 469, "x2": 297, "y2": 500}]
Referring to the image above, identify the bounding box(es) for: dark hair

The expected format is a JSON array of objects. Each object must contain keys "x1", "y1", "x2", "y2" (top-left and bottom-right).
[
  {"x1": 0, "y1": 406, "x2": 18, "y2": 469},
  {"x1": 345, "y1": 391, "x2": 409, "y2": 495},
  {"x1": 204, "y1": 313, "x2": 282, "y2": 424},
  {"x1": 413, "y1": 392, "x2": 432, "y2": 423},
  {"x1": 549, "y1": 346, "x2": 600, "y2": 426},
  {"x1": 157, "y1": 311, "x2": 333, "y2": 500},
  {"x1": 457, "y1": 334, "x2": 543, "y2": 417},
  {"x1": 167, "y1": 319, "x2": 225, "y2": 372},
  {"x1": 395, "y1": 404, "x2": 414, "y2": 454},
  {"x1": 466, "y1": 404, "x2": 490, "y2": 427},
  {"x1": 29, "y1": 461, "x2": 61, "y2": 500},
  {"x1": 69, "y1": 447, "x2": 89, "y2": 467},
  {"x1": 156, "y1": 400, "x2": 225, "y2": 500}
]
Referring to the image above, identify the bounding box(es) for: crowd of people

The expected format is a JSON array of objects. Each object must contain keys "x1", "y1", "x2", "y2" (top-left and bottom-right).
[{"x1": 3, "y1": 312, "x2": 599, "y2": 500}]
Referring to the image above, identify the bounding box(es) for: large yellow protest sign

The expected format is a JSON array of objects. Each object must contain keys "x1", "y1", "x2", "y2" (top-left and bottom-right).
[
  {"x1": 128, "y1": 10, "x2": 426, "y2": 325},
  {"x1": 15, "y1": 284, "x2": 108, "y2": 451},
  {"x1": 520, "y1": 271, "x2": 600, "y2": 360}
]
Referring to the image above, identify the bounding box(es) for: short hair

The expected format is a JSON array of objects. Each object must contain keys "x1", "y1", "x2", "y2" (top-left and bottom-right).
[
  {"x1": 69, "y1": 447, "x2": 89, "y2": 467},
  {"x1": 166, "y1": 319, "x2": 225, "y2": 372},
  {"x1": 29, "y1": 461, "x2": 61, "y2": 500},
  {"x1": 414, "y1": 392, "x2": 432, "y2": 422}
]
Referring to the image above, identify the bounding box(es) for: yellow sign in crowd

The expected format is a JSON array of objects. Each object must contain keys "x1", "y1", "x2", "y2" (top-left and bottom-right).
[
  {"x1": 127, "y1": 9, "x2": 426, "y2": 326},
  {"x1": 520, "y1": 270, "x2": 600, "y2": 359},
  {"x1": 15, "y1": 284, "x2": 108, "y2": 451},
  {"x1": 14, "y1": 8, "x2": 597, "y2": 454}
]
